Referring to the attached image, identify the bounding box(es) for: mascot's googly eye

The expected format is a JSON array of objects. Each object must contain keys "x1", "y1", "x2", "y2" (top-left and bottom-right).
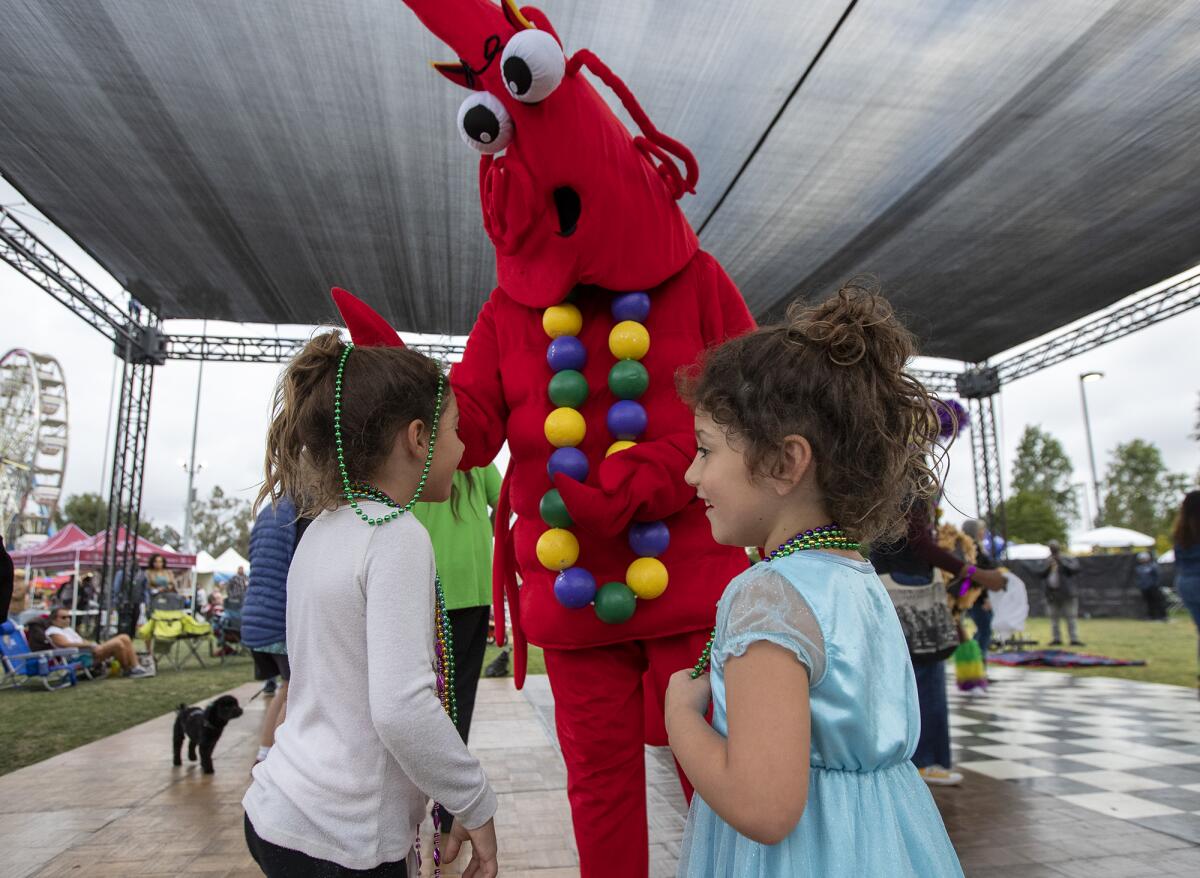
[
  {"x1": 501, "y1": 29, "x2": 565, "y2": 104},
  {"x1": 456, "y1": 92, "x2": 514, "y2": 154}
]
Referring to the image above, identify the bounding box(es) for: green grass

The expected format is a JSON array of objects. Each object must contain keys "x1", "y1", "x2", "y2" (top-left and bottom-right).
[
  {"x1": 0, "y1": 644, "x2": 547, "y2": 778},
  {"x1": 0, "y1": 653, "x2": 257, "y2": 777},
  {"x1": 484, "y1": 642, "x2": 547, "y2": 676},
  {"x1": 974, "y1": 612, "x2": 1199, "y2": 689}
]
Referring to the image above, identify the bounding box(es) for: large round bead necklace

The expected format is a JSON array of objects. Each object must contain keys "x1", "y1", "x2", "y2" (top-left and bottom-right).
[
  {"x1": 538, "y1": 291, "x2": 671, "y2": 624},
  {"x1": 333, "y1": 343, "x2": 455, "y2": 876},
  {"x1": 689, "y1": 524, "x2": 859, "y2": 679}
]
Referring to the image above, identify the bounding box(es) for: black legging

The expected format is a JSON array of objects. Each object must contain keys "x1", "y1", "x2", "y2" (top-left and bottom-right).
[
  {"x1": 1142, "y1": 587, "x2": 1168, "y2": 621},
  {"x1": 245, "y1": 814, "x2": 407, "y2": 877},
  {"x1": 438, "y1": 604, "x2": 490, "y2": 833}
]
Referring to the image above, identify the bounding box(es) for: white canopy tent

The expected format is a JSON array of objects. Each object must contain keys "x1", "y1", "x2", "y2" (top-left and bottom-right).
[
  {"x1": 213, "y1": 547, "x2": 250, "y2": 576},
  {"x1": 1073, "y1": 526, "x2": 1156, "y2": 549}
]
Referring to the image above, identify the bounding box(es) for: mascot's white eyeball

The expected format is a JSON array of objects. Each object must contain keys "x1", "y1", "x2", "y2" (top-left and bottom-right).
[
  {"x1": 457, "y1": 91, "x2": 514, "y2": 154},
  {"x1": 501, "y1": 29, "x2": 565, "y2": 104}
]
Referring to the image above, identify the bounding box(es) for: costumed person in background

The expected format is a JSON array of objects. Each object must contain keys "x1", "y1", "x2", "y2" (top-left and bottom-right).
[
  {"x1": 873, "y1": 501, "x2": 1007, "y2": 786},
  {"x1": 1172, "y1": 491, "x2": 1200, "y2": 682},
  {"x1": 960, "y1": 519, "x2": 998, "y2": 661},
  {"x1": 244, "y1": 494, "x2": 312, "y2": 770},
  {"x1": 242, "y1": 321, "x2": 497, "y2": 878},
  {"x1": 665, "y1": 285, "x2": 963, "y2": 877},
  {"x1": 1040, "y1": 540, "x2": 1083, "y2": 646},
  {"x1": 414, "y1": 465, "x2": 502, "y2": 759},
  {"x1": 1134, "y1": 551, "x2": 1166, "y2": 622},
  {"x1": 391, "y1": 3, "x2": 755, "y2": 874}
]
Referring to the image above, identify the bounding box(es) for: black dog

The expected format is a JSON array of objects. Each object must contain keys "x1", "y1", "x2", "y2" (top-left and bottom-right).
[{"x1": 173, "y1": 695, "x2": 243, "y2": 774}]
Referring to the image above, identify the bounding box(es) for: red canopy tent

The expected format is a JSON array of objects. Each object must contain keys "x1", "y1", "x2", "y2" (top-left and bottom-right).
[{"x1": 10, "y1": 526, "x2": 196, "y2": 570}]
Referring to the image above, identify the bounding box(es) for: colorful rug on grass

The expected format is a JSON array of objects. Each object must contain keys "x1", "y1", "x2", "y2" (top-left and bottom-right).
[{"x1": 989, "y1": 649, "x2": 1146, "y2": 668}]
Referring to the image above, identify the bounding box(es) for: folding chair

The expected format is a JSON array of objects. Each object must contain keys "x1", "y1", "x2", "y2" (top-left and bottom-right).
[
  {"x1": 137, "y1": 593, "x2": 212, "y2": 670},
  {"x1": 0, "y1": 620, "x2": 79, "y2": 690}
]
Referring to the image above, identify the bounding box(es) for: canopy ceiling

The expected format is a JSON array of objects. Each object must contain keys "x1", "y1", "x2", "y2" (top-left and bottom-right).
[{"x1": 2, "y1": 0, "x2": 1199, "y2": 361}]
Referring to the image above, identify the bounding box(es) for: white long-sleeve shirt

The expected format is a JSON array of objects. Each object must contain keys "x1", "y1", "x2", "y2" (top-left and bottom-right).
[{"x1": 243, "y1": 502, "x2": 496, "y2": 869}]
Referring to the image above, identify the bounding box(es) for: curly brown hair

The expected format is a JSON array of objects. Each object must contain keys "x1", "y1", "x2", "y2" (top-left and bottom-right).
[
  {"x1": 257, "y1": 330, "x2": 444, "y2": 518},
  {"x1": 677, "y1": 278, "x2": 942, "y2": 544}
]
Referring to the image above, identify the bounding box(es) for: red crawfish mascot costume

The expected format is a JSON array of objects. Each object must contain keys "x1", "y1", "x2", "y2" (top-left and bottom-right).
[{"x1": 385, "y1": 2, "x2": 754, "y2": 873}]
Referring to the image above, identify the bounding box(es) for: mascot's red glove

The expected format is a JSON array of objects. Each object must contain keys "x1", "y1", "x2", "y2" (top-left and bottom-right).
[{"x1": 553, "y1": 433, "x2": 697, "y2": 536}]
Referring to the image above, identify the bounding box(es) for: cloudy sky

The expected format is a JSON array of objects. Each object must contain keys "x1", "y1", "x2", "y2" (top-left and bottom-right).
[{"x1": 2, "y1": 182, "x2": 1198, "y2": 547}]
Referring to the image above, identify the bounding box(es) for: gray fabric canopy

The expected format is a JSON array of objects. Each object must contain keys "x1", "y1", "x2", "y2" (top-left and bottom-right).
[{"x1": 2, "y1": 0, "x2": 1198, "y2": 360}]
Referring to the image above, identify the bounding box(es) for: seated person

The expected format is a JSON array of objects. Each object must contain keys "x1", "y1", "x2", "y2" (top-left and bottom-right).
[{"x1": 45, "y1": 607, "x2": 149, "y2": 677}]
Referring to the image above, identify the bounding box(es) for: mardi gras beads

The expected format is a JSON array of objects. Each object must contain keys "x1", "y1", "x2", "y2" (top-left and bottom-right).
[{"x1": 540, "y1": 291, "x2": 670, "y2": 623}]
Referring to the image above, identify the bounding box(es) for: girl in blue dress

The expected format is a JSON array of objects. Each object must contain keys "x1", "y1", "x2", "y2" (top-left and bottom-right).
[{"x1": 666, "y1": 280, "x2": 964, "y2": 877}]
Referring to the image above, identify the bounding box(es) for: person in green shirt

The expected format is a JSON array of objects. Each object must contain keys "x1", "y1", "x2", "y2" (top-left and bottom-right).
[{"x1": 412, "y1": 463, "x2": 502, "y2": 748}]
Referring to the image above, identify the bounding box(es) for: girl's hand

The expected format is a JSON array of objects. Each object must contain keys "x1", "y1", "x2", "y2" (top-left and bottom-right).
[
  {"x1": 666, "y1": 669, "x2": 711, "y2": 717},
  {"x1": 443, "y1": 818, "x2": 498, "y2": 878}
]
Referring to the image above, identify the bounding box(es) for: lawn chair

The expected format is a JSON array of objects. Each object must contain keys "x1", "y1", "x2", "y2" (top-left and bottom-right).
[
  {"x1": 23, "y1": 617, "x2": 104, "y2": 681},
  {"x1": 212, "y1": 597, "x2": 245, "y2": 662},
  {"x1": 0, "y1": 619, "x2": 79, "y2": 691},
  {"x1": 137, "y1": 592, "x2": 213, "y2": 671}
]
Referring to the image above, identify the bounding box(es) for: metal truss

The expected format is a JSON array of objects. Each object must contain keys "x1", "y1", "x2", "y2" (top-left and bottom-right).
[
  {"x1": 966, "y1": 394, "x2": 1008, "y2": 554},
  {"x1": 165, "y1": 334, "x2": 465, "y2": 363},
  {"x1": 992, "y1": 271, "x2": 1200, "y2": 384},
  {"x1": 102, "y1": 309, "x2": 159, "y2": 636},
  {"x1": 0, "y1": 207, "x2": 132, "y2": 345}
]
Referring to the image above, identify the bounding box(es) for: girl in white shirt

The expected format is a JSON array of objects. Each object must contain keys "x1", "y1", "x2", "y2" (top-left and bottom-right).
[{"x1": 243, "y1": 329, "x2": 498, "y2": 878}]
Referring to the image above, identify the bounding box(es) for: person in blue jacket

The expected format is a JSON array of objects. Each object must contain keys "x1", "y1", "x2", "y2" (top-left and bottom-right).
[{"x1": 244, "y1": 495, "x2": 309, "y2": 766}]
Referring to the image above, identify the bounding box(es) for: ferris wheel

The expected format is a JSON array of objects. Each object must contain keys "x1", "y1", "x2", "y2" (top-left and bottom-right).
[{"x1": 0, "y1": 349, "x2": 69, "y2": 547}]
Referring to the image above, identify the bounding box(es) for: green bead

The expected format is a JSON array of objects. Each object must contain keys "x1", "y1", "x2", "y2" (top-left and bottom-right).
[
  {"x1": 594, "y1": 581, "x2": 637, "y2": 624},
  {"x1": 548, "y1": 370, "x2": 589, "y2": 408},
  {"x1": 608, "y1": 360, "x2": 650, "y2": 400},
  {"x1": 539, "y1": 489, "x2": 574, "y2": 528}
]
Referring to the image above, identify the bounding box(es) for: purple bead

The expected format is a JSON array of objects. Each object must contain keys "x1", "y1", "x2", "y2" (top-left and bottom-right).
[
  {"x1": 547, "y1": 447, "x2": 589, "y2": 483},
  {"x1": 628, "y1": 521, "x2": 670, "y2": 557},
  {"x1": 607, "y1": 399, "x2": 648, "y2": 440},
  {"x1": 555, "y1": 567, "x2": 597, "y2": 609},
  {"x1": 611, "y1": 291, "x2": 651, "y2": 323},
  {"x1": 546, "y1": 336, "x2": 587, "y2": 372}
]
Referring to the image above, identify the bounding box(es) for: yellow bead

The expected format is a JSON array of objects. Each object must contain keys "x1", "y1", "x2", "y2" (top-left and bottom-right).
[
  {"x1": 606, "y1": 440, "x2": 637, "y2": 457},
  {"x1": 542, "y1": 304, "x2": 583, "y2": 339},
  {"x1": 626, "y1": 557, "x2": 668, "y2": 599},
  {"x1": 608, "y1": 321, "x2": 650, "y2": 361},
  {"x1": 544, "y1": 407, "x2": 587, "y2": 447},
  {"x1": 537, "y1": 528, "x2": 580, "y2": 571}
]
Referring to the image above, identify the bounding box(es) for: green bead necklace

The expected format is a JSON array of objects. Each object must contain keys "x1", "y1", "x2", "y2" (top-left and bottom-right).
[
  {"x1": 689, "y1": 524, "x2": 859, "y2": 679},
  {"x1": 334, "y1": 342, "x2": 444, "y2": 524}
]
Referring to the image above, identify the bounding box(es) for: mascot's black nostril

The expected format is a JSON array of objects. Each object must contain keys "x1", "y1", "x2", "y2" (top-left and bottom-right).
[{"x1": 554, "y1": 187, "x2": 581, "y2": 237}]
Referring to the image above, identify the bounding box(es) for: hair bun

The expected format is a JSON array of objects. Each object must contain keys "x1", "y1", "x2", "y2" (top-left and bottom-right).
[{"x1": 788, "y1": 276, "x2": 898, "y2": 368}]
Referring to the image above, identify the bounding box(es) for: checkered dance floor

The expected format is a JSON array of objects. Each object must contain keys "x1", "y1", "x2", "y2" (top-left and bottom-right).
[{"x1": 951, "y1": 666, "x2": 1200, "y2": 845}]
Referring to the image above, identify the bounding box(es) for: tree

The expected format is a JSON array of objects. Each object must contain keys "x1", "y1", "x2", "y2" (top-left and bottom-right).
[
  {"x1": 56, "y1": 492, "x2": 182, "y2": 545},
  {"x1": 1099, "y1": 439, "x2": 1193, "y2": 541},
  {"x1": 190, "y1": 485, "x2": 253, "y2": 556},
  {"x1": 55, "y1": 492, "x2": 109, "y2": 534},
  {"x1": 1009, "y1": 425, "x2": 1078, "y2": 525},
  {"x1": 997, "y1": 491, "x2": 1068, "y2": 545}
]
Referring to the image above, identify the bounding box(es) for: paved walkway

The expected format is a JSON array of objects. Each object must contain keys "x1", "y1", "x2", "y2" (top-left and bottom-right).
[{"x1": 2, "y1": 668, "x2": 1199, "y2": 877}]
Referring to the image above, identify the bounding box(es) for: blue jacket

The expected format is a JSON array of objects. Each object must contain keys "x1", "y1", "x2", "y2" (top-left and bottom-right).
[{"x1": 242, "y1": 497, "x2": 298, "y2": 649}]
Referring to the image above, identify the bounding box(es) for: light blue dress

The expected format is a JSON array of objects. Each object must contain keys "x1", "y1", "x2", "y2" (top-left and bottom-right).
[{"x1": 678, "y1": 552, "x2": 963, "y2": 877}]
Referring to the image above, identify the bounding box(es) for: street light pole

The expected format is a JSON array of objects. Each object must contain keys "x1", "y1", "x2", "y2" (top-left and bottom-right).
[
  {"x1": 181, "y1": 321, "x2": 206, "y2": 552},
  {"x1": 1079, "y1": 371, "x2": 1104, "y2": 526}
]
